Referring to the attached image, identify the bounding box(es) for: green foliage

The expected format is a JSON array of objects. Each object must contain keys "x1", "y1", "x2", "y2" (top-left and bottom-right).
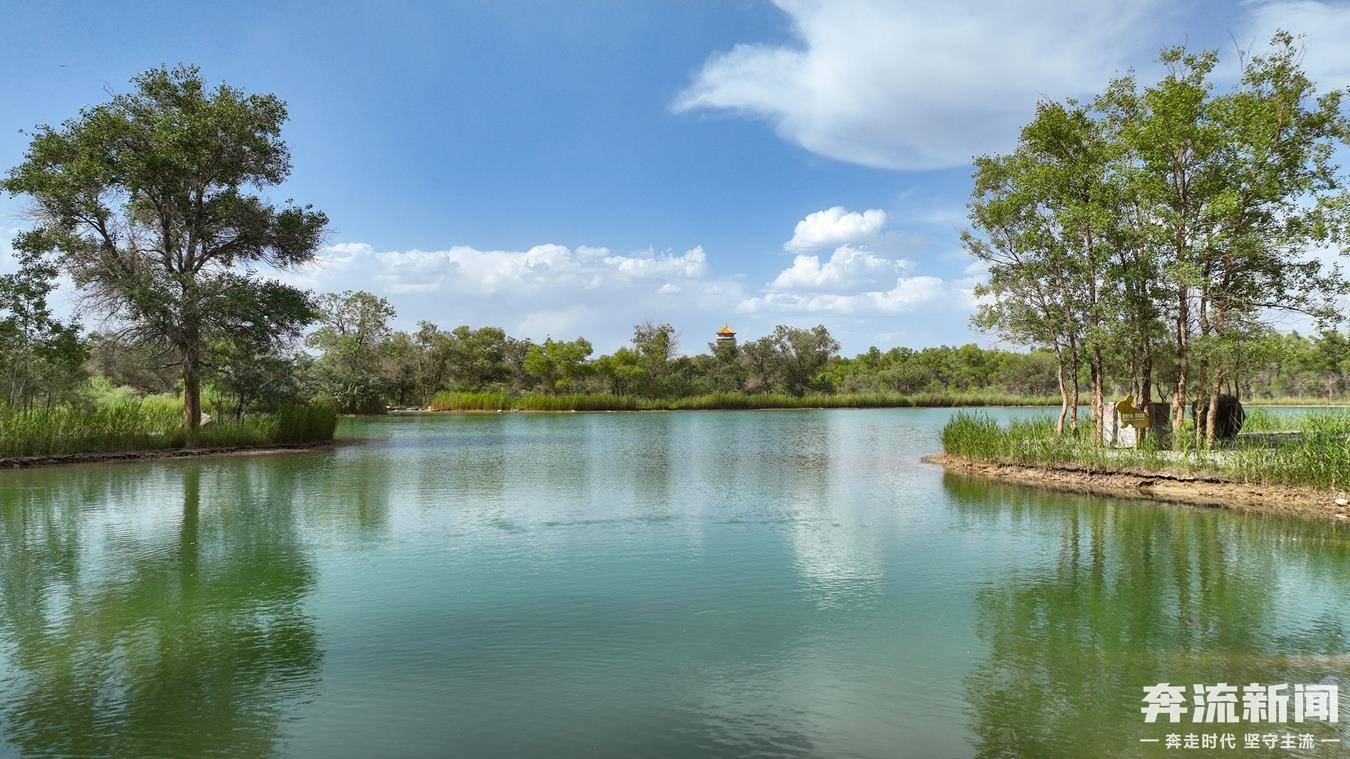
[
  {"x1": 630, "y1": 321, "x2": 679, "y2": 396},
  {"x1": 341, "y1": 316, "x2": 1350, "y2": 414},
  {"x1": 206, "y1": 337, "x2": 304, "y2": 419},
  {"x1": 3, "y1": 65, "x2": 326, "y2": 428},
  {"x1": 591, "y1": 348, "x2": 646, "y2": 396},
  {"x1": 0, "y1": 245, "x2": 87, "y2": 407},
  {"x1": 828, "y1": 344, "x2": 1062, "y2": 396},
  {"x1": 428, "y1": 390, "x2": 1060, "y2": 412},
  {"x1": 306, "y1": 291, "x2": 396, "y2": 413},
  {"x1": 964, "y1": 33, "x2": 1350, "y2": 447},
  {"x1": 523, "y1": 337, "x2": 593, "y2": 393},
  {"x1": 86, "y1": 332, "x2": 180, "y2": 394}
]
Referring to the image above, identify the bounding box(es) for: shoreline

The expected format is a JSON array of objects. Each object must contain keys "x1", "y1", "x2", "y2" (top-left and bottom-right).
[
  {"x1": 394, "y1": 406, "x2": 1055, "y2": 415},
  {"x1": 399, "y1": 403, "x2": 1063, "y2": 415},
  {"x1": 924, "y1": 453, "x2": 1350, "y2": 523},
  {"x1": 408, "y1": 400, "x2": 1349, "y2": 414},
  {"x1": 0, "y1": 440, "x2": 342, "y2": 471}
]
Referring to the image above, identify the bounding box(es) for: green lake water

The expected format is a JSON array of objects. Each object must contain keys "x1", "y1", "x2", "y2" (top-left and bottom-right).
[{"x1": 0, "y1": 408, "x2": 1346, "y2": 757}]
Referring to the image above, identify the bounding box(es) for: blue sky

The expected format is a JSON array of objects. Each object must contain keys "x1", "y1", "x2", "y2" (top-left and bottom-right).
[{"x1": 3, "y1": 1, "x2": 1348, "y2": 354}]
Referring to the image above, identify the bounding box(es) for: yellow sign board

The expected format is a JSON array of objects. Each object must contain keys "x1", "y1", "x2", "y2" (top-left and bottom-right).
[{"x1": 1114, "y1": 394, "x2": 1150, "y2": 430}]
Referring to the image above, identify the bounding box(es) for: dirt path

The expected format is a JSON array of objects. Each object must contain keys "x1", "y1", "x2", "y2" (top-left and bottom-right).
[{"x1": 923, "y1": 454, "x2": 1350, "y2": 523}]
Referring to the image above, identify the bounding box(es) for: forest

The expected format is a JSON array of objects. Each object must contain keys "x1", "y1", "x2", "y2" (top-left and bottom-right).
[{"x1": 7, "y1": 282, "x2": 1349, "y2": 418}]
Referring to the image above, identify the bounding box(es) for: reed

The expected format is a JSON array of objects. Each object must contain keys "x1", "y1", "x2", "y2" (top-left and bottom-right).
[
  {"x1": 270, "y1": 404, "x2": 340, "y2": 445},
  {"x1": 941, "y1": 410, "x2": 1350, "y2": 490},
  {"x1": 427, "y1": 390, "x2": 1061, "y2": 412},
  {"x1": 427, "y1": 391, "x2": 513, "y2": 411},
  {"x1": 0, "y1": 400, "x2": 339, "y2": 459},
  {"x1": 515, "y1": 393, "x2": 645, "y2": 411},
  {"x1": 1246, "y1": 397, "x2": 1350, "y2": 407}
]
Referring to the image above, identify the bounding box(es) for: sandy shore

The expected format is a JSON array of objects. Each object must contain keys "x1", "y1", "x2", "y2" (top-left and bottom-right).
[
  {"x1": 924, "y1": 453, "x2": 1350, "y2": 522},
  {"x1": 0, "y1": 440, "x2": 341, "y2": 470}
]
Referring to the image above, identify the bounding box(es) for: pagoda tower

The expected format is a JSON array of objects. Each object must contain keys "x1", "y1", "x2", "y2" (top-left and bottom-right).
[{"x1": 716, "y1": 324, "x2": 736, "y2": 349}]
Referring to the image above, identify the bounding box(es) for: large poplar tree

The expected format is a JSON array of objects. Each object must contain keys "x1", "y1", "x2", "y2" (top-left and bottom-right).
[{"x1": 3, "y1": 65, "x2": 327, "y2": 429}]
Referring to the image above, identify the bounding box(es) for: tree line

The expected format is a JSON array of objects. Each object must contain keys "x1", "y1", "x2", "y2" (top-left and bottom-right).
[
  {"x1": 8, "y1": 283, "x2": 1343, "y2": 415},
  {"x1": 965, "y1": 32, "x2": 1350, "y2": 446}
]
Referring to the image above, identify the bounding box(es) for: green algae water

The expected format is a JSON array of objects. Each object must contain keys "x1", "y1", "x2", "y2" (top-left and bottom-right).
[{"x1": 0, "y1": 409, "x2": 1345, "y2": 757}]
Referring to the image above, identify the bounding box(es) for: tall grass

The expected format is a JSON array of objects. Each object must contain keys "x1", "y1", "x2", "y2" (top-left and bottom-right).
[
  {"x1": 270, "y1": 404, "x2": 340, "y2": 445},
  {"x1": 0, "y1": 400, "x2": 338, "y2": 459},
  {"x1": 427, "y1": 390, "x2": 1060, "y2": 412},
  {"x1": 941, "y1": 410, "x2": 1350, "y2": 490},
  {"x1": 1247, "y1": 397, "x2": 1350, "y2": 406}
]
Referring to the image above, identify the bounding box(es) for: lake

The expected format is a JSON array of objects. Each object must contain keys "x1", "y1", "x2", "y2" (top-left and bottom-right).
[{"x1": 0, "y1": 408, "x2": 1346, "y2": 757}]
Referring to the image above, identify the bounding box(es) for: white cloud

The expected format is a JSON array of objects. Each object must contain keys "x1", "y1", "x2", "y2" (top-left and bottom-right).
[
  {"x1": 955, "y1": 258, "x2": 992, "y2": 308},
  {"x1": 1240, "y1": 1, "x2": 1350, "y2": 90},
  {"x1": 738, "y1": 275, "x2": 945, "y2": 316},
  {"x1": 605, "y1": 245, "x2": 707, "y2": 279},
  {"x1": 280, "y1": 241, "x2": 744, "y2": 350},
  {"x1": 287, "y1": 242, "x2": 710, "y2": 298},
  {"x1": 675, "y1": 0, "x2": 1164, "y2": 170},
  {"x1": 770, "y1": 245, "x2": 907, "y2": 291},
  {"x1": 785, "y1": 206, "x2": 887, "y2": 251},
  {"x1": 285, "y1": 233, "x2": 962, "y2": 347}
]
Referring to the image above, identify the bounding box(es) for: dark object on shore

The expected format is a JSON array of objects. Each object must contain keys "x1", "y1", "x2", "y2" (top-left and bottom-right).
[
  {"x1": 1146, "y1": 402, "x2": 1172, "y2": 446},
  {"x1": 1192, "y1": 395, "x2": 1245, "y2": 440}
]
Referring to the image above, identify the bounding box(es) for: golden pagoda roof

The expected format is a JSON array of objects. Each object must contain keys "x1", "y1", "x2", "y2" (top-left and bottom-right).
[{"x1": 717, "y1": 324, "x2": 735, "y2": 335}]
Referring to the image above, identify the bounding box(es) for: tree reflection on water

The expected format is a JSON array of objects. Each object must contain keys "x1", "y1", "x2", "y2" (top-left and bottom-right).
[
  {"x1": 945, "y1": 475, "x2": 1349, "y2": 758},
  {"x1": 0, "y1": 462, "x2": 322, "y2": 757}
]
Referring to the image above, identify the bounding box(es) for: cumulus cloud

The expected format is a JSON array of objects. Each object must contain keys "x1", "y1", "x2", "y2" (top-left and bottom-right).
[
  {"x1": 738, "y1": 275, "x2": 944, "y2": 316},
  {"x1": 954, "y1": 258, "x2": 992, "y2": 308},
  {"x1": 283, "y1": 226, "x2": 966, "y2": 346},
  {"x1": 675, "y1": 0, "x2": 1164, "y2": 169},
  {"x1": 738, "y1": 199, "x2": 955, "y2": 317},
  {"x1": 785, "y1": 206, "x2": 887, "y2": 251},
  {"x1": 278, "y1": 241, "x2": 742, "y2": 350},
  {"x1": 287, "y1": 242, "x2": 709, "y2": 297},
  {"x1": 770, "y1": 245, "x2": 907, "y2": 291}
]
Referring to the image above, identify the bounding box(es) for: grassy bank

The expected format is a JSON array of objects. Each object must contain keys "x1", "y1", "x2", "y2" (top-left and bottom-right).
[
  {"x1": 1247, "y1": 397, "x2": 1350, "y2": 407},
  {"x1": 0, "y1": 401, "x2": 338, "y2": 459},
  {"x1": 940, "y1": 411, "x2": 1350, "y2": 490},
  {"x1": 427, "y1": 390, "x2": 1061, "y2": 412}
]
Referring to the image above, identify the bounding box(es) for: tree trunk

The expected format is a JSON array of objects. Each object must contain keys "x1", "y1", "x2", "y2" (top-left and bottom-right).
[
  {"x1": 1205, "y1": 383, "x2": 1222, "y2": 448},
  {"x1": 1067, "y1": 335, "x2": 1081, "y2": 431},
  {"x1": 1193, "y1": 356, "x2": 1215, "y2": 448},
  {"x1": 183, "y1": 360, "x2": 202, "y2": 432},
  {"x1": 1090, "y1": 346, "x2": 1105, "y2": 443},
  {"x1": 1170, "y1": 285, "x2": 1189, "y2": 448},
  {"x1": 1054, "y1": 347, "x2": 1069, "y2": 438},
  {"x1": 1140, "y1": 347, "x2": 1153, "y2": 405}
]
